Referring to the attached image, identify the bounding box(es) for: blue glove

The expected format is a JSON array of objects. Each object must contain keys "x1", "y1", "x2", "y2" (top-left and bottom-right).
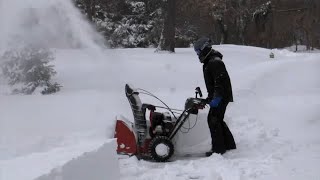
[{"x1": 209, "y1": 97, "x2": 222, "y2": 108}]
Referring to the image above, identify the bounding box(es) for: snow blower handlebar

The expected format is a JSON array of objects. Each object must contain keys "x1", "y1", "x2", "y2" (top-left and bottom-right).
[{"x1": 138, "y1": 87, "x2": 206, "y2": 118}]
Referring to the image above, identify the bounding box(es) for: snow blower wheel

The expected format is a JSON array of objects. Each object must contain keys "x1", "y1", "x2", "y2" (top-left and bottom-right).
[{"x1": 149, "y1": 136, "x2": 174, "y2": 162}]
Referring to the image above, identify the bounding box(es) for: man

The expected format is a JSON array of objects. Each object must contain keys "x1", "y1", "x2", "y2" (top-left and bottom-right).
[{"x1": 194, "y1": 37, "x2": 236, "y2": 156}]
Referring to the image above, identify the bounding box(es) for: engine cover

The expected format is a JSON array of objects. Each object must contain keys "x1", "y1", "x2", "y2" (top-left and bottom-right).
[{"x1": 150, "y1": 111, "x2": 174, "y2": 136}]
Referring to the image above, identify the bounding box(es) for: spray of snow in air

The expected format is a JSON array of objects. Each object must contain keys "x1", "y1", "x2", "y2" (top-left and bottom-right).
[{"x1": 0, "y1": 0, "x2": 104, "y2": 49}]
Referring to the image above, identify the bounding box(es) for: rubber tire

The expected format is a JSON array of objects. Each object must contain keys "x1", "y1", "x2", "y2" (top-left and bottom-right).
[{"x1": 149, "y1": 136, "x2": 174, "y2": 162}]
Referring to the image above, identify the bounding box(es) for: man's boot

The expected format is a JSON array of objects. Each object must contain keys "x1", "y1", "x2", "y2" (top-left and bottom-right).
[
  {"x1": 205, "y1": 150, "x2": 214, "y2": 157},
  {"x1": 205, "y1": 149, "x2": 226, "y2": 157}
]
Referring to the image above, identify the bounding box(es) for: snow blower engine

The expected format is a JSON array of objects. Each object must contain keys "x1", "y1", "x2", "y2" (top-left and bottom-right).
[{"x1": 114, "y1": 84, "x2": 206, "y2": 162}]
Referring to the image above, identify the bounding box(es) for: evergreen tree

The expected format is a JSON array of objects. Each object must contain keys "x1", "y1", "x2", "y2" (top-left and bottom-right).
[{"x1": 1, "y1": 47, "x2": 61, "y2": 95}]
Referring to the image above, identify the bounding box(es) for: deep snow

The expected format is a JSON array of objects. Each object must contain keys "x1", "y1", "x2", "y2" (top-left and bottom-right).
[{"x1": 1, "y1": 46, "x2": 319, "y2": 180}]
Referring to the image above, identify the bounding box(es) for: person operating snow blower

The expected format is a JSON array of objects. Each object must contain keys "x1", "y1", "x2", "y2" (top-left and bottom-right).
[{"x1": 194, "y1": 37, "x2": 236, "y2": 156}]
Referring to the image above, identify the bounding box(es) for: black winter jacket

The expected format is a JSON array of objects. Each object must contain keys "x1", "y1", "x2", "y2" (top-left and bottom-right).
[{"x1": 203, "y1": 50, "x2": 233, "y2": 103}]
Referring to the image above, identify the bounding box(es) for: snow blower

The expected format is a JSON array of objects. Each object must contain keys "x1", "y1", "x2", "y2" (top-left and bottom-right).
[{"x1": 114, "y1": 84, "x2": 206, "y2": 162}]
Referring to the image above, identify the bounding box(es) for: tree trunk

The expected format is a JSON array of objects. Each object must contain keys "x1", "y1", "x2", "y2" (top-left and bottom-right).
[
  {"x1": 306, "y1": 30, "x2": 310, "y2": 50},
  {"x1": 86, "y1": 0, "x2": 95, "y2": 21},
  {"x1": 218, "y1": 19, "x2": 228, "y2": 44},
  {"x1": 157, "y1": 0, "x2": 176, "y2": 52}
]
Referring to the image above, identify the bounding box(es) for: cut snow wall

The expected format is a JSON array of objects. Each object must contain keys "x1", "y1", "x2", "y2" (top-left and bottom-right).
[
  {"x1": 35, "y1": 139, "x2": 120, "y2": 180},
  {"x1": 173, "y1": 109, "x2": 212, "y2": 154}
]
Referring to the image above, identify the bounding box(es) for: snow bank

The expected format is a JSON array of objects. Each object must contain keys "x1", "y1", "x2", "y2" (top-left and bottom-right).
[
  {"x1": 173, "y1": 110, "x2": 212, "y2": 154},
  {"x1": 0, "y1": 138, "x2": 107, "y2": 180},
  {"x1": 35, "y1": 139, "x2": 120, "y2": 180}
]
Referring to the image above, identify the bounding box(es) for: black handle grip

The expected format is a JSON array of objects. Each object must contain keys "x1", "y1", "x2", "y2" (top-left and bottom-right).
[{"x1": 195, "y1": 87, "x2": 203, "y2": 98}]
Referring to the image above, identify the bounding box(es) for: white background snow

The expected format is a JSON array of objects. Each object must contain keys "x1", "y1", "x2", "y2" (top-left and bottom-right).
[{"x1": 0, "y1": 0, "x2": 320, "y2": 180}]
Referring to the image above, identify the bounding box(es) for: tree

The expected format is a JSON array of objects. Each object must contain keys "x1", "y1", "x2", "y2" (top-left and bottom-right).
[
  {"x1": 74, "y1": 0, "x2": 163, "y2": 48},
  {"x1": 72, "y1": 0, "x2": 320, "y2": 49},
  {"x1": 1, "y1": 47, "x2": 61, "y2": 95},
  {"x1": 157, "y1": 0, "x2": 176, "y2": 52}
]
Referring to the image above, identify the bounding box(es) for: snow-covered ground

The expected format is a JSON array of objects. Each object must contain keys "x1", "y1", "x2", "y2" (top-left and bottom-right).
[
  {"x1": 0, "y1": 0, "x2": 319, "y2": 179},
  {"x1": 1, "y1": 46, "x2": 319, "y2": 180}
]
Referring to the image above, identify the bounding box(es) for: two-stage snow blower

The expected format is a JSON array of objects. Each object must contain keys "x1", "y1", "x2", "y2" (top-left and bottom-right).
[{"x1": 114, "y1": 84, "x2": 207, "y2": 162}]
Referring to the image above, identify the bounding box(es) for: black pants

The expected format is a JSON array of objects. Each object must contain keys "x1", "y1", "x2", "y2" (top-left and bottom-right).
[{"x1": 207, "y1": 101, "x2": 236, "y2": 153}]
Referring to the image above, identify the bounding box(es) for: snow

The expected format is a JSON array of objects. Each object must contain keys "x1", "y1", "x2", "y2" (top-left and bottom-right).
[
  {"x1": 0, "y1": 139, "x2": 118, "y2": 180},
  {"x1": 0, "y1": 0, "x2": 103, "y2": 49},
  {"x1": 1, "y1": 46, "x2": 319, "y2": 180},
  {"x1": 35, "y1": 140, "x2": 119, "y2": 180},
  {"x1": 0, "y1": 0, "x2": 319, "y2": 179}
]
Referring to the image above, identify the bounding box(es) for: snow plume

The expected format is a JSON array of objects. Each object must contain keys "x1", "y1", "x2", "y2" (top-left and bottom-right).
[{"x1": 0, "y1": 0, "x2": 104, "y2": 49}]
